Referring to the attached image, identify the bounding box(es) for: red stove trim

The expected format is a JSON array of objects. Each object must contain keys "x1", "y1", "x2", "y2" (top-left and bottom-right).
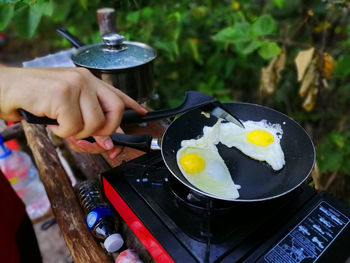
[{"x1": 103, "y1": 177, "x2": 174, "y2": 263}]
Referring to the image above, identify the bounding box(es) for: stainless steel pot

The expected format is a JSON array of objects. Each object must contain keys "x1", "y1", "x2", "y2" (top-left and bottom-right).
[{"x1": 57, "y1": 28, "x2": 157, "y2": 102}]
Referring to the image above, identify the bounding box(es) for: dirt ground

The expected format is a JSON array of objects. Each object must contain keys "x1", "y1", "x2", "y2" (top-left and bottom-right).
[{"x1": 34, "y1": 216, "x2": 73, "y2": 263}]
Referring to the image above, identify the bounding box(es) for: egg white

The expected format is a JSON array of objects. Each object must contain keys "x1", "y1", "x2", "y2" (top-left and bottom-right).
[
  {"x1": 219, "y1": 120, "x2": 285, "y2": 171},
  {"x1": 177, "y1": 121, "x2": 240, "y2": 200}
]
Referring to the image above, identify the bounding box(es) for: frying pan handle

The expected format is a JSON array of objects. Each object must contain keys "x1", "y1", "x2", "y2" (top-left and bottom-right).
[
  {"x1": 85, "y1": 133, "x2": 153, "y2": 152},
  {"x1": 56, "y1": 28, "x2": 85, "y2": 48},
  {"x1": 122, "y1": 91, "x2": 217, "y2": 123},
  {"x1": 19, "y1": 91, "x2": 217, "y2": 125},
  {"x1": 19, "y1": 108, "x2": 154, "y2": 152},
  {"x1": 19, "y1": 109, "x2": 58, "y2": 125}
]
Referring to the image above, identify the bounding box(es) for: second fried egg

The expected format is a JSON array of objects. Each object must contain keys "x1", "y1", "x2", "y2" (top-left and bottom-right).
[{"x1": 219, "y1": 120, "x2": 285, "y2": 171}]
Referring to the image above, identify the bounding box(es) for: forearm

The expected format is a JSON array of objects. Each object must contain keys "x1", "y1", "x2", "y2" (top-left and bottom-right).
[{"x1": 0, "y1": 67, "x2": 24, "y2": 122}]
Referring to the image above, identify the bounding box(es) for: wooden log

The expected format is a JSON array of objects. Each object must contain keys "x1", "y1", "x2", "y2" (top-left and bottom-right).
[
  {"x1": 0, "y1": 122, "x2": 24, "y2": 142},
  {"x1": 21, "y1": 121, "x2": 112, "y2": 263},
  {"x1": 62, "y1": 139, "x2": 111, "y2": 181},
  {"x1": 97, "y1": 8, "x2": 116, "y2": 35}
]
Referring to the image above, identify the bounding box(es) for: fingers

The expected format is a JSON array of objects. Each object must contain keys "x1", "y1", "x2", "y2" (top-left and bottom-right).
[
  {"x1": 46, "y1": 68, "x2": 121, "y2": 139},
  {"x1": 48, "y1": 102, "x2": 84, "y2": 138},
  {"x1": 93, "y1": 135, "x2": 114, "y2": 150},
  {"x1": 66, "y1": 127, "x2": 125, "y2": 159},
  {"x1": 118, "y1": 92, "x2": 148, "y2": 115},
  {"x1": 102, "y1": 82, "x2": 148, "y2": 115},
  {"x1": 66, "y1": 137, "x2": 119, "y2": 155},
  {"x1": 92, "y1": 87, "x2": 125, "y2": 137}
]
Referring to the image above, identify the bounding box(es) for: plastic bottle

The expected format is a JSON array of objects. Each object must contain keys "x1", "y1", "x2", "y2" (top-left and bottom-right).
[
  {"x1": 0, "y1": 136, "x2": 50, "y2": 219},
  {"x1": 76, "y1": 180, "x2": 124, "y2": 253}
]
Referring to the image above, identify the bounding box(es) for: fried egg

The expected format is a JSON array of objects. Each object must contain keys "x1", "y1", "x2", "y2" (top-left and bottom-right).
[
  {"x1": 177, "y1": 121, "x2": 240, "y2": 200},
  {"x1": 219, "y1": 120, "x2": 285, "y2": 170},
  {"x1": 176, "y1": 118, "x2": 285, "y2": 199}
]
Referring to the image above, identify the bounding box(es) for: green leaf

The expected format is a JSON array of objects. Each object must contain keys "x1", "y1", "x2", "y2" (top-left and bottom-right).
[
  {"x1": 0, "y1": 1, "x2": 20, "y2": 3},
  {"x1": 154, "y1": 40, "x2": 179, "y2": 61},
  {"x1": 224, "y1": 58, "x2": 235, "y2": 78},
  {"x1": 192, "y1": 6, "x2": 208, "y2": 19},
  {"x1": 141, "y1": 7, "x2": 154, "y2": 18},
  {"x1": 340, "y1": 83, "x2": 350, "y2": 93},
  {"x1": 235, "y1": 40, "x2": 262, "y2": 55},
  {"x1": 167, "y1": 12, "x2": 182, "y2": 40},
  {"x1": 330, "y1": 133, "x2": 345, "y2": 148},
  {"x1": 187, "y1": 38, "x2": 201, "y2": 63},
  {"x1": 334, "y1": 55, "x2": 350, "y2": 77},
  {"x1": 340, "y1": 155, "x2": 350, "y2": 174},
  {"x1": 50, "y1": 1, "x2": 72, "y2": 22},
  {"x1": 79, "y1": 0, "x2": 87, "y2": 10},
  {"x1": 317, "y1": 141, "x2": 343, "y2": 173},
  {"x1": 273, "y1": 0, "x2": 285, "y2": 8},
  {"x1": 212, "y1": 27, "x2": 235, "y2": 42},
  {"x1": 252, "y1": 14, "x2": 277, "y2": 36},
  {"x1": 258, "y1": 41, "x2": 281, "y2": 60},
  {"x1": 36, "y1": 0, "x2": 54, "y2": 16},
  {"x1": 212, "y1": 22, "x2": 251, "y2": 43},
  {"x1": 0, "y1": 4, "x2": 14, "y2": 31},
  {"x1": 126, "y1": 10, "x2": 140, "y2": 24},
  {"x1": 14, "y1": 2, "x2": 42, "y2": 38},
  {"x1": 317, "y1": 131, "x2": 350, "y2": 174}
]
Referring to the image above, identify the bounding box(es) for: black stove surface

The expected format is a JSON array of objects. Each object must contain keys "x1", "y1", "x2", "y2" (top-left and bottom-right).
[{"x1": 102, "y1": 151, "x2": 350, "y2": 263}]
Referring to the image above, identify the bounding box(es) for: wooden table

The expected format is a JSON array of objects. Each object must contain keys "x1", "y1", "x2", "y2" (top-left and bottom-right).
[{"x1": 20, "y1": 120, "x2": 167, "y2": 263}]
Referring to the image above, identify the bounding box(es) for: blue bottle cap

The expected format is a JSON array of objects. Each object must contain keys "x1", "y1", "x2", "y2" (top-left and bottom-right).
[{"x1": 0, "y1": 136, "x2": 12, "y2": 159}]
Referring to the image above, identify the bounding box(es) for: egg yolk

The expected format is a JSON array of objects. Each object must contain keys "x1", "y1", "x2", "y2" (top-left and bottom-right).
[
  {"x1": 179, "y1": 153, "x2": 205, "y2": 174},
  {"x1": 247, "y1": 130, "x2": 274, "y2": 146}
]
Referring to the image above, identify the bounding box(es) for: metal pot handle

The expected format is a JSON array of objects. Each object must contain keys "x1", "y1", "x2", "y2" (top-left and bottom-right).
[{"x1": 56, "y1": 28, "x2": 85, "y2": 48}]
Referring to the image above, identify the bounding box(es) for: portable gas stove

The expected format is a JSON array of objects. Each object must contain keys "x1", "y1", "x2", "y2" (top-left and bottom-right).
[{"x1": 101, "y1": 151, "x2": 350, "y2": 263}]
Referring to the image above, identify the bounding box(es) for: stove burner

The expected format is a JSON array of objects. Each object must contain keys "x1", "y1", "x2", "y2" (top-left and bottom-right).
[
  {"x1": 126, "y1": 152, "x2": 239, "y2": 214},
  {"x1": 168, "y1": 176, "x2": 238, "y2": 214}
]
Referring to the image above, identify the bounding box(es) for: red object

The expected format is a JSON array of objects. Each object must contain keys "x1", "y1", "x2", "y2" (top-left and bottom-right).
[
  {"x1": 103, "y1": 177, "x2": 174, "y2": 263},
  {"x1": 115, "y1": 249, "x2": 143, "y2": 263},
  {"x1": 5, "y1": 122, "x2": 20, "y2": 151},
  {"x1": 0, "y1": 170, "x2": 26, "y2": 263}
]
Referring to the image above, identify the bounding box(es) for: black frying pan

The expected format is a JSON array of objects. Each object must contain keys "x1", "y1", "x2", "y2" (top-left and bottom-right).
[
  {"x1": 160, "y1": 102, "x2": 315, "y2": 202},
  {"x1": 19, "y1": 92, "x2": 315, "y2": 202},
  {"x1": 92, "y1": 101, "x2": 314, "y2": 202}
]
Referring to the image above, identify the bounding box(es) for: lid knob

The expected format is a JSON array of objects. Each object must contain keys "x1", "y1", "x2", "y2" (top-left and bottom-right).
[{"x1": 102, "y1": 33, "x2": 125, "y2": 47}]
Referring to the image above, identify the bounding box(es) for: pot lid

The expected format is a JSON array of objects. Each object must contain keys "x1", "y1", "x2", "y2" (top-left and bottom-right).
[{"x1": 71, "y1": 33, "x2": 156, "y2": 70}]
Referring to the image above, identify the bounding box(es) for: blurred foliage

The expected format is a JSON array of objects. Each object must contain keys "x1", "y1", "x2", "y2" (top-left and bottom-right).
[{"x1": 1, "y1": 0, "x2": 350, "y2": 201}]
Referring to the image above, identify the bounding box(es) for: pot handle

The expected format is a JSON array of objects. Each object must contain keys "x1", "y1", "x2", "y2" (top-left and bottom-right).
[
  {"x1": 122, "y1": 91, "x2": 217, "y2": 123},
  {"x1": 85, "y1": 133, "x2": 154, "y2": 152},
  {"x1": 56, "y1": 28, "x2": 85, "y2": 48},
  {"x1": 18, "y1": 91, "x2": 217, "y2": 125}
]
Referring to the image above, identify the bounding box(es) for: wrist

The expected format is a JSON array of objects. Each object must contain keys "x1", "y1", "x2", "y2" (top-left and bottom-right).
[{"x1": 0, "y1": 67, "x2": 22, "y2": 121}]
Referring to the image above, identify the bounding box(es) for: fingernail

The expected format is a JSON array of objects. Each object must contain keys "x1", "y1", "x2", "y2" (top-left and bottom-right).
[
  {"x1": 104, "y1": 139, "x2": 113, "y2": 150},
  {"x1": 141, "y1": 107, "x2": 148, "y2": 114},
  {"x1": 109, "y1": 151, "x2": 117, "y2": 159}
]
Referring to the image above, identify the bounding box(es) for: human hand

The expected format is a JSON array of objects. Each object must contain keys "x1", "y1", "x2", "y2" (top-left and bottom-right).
[
  {"x1": 66, "y1": 127, "x2": 125, "y2": 159},
  {"x1": 0, "y1": 67, "x2": 147, "y2": 157}
]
